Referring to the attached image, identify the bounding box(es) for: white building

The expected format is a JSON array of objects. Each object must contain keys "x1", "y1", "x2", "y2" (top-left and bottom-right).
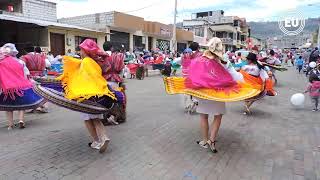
[
  {"x1": 0, "y1": 0, "x2": 57, "y2": 22},
  {"x1": 183, "y1": 10, "x2": 250, "y2": 51},
  {"x1": 0, "y1": 0, "x2": 106, "y2": 56}
]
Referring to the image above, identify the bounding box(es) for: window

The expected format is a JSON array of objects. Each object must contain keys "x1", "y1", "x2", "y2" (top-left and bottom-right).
[
  {"x1": 194, "y1": 27, "x2": 204, "y2": 37},
  {"x1": 234, "y1": 20, "x2": 239, "y2": 27},
  {"x1": 75, "y1": 36, "x2": 97, "y2": 50},
  {"x1": 95, "y1": 14, "x2": 100, "y2": 23},
  {"x1": 216, "y1": 32, "x2": 224, "y2": 38},
  {"x1": 0, "y1": 0, "x2": 22, "y2": 13},
  {"x1": 7, "y1": 5, "x2": 14, "y2": 12}
]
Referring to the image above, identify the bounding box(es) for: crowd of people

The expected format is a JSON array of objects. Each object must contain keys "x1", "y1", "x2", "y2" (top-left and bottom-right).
[
  {"x1": 163, "y1": 38, "x2": 320, "y2": 153},
  {"x1": 1, "y1": 36, "x2": 320, "y2": 155}
]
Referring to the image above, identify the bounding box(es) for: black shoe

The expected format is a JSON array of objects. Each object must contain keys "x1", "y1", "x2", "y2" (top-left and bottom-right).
[{"x1": 207, "y1": 140, "x2": 218, "y2": 153}]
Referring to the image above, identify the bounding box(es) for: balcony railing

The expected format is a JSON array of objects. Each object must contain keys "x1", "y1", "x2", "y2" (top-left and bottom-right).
[
  {"x1": 220, "y1": 38, "x2": 234, "y2": 45},
  {"x1": 0, "y1": 10, "x2": 23, "y2": 16}
]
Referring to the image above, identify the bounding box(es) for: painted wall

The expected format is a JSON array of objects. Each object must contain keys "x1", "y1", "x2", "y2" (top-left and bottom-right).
[
  {"x1": 48, "y1": 27, "x2": 105, "y2": 54},
  {"x1": 22, "y1": 0, "x2": 57, "y2": 22}
]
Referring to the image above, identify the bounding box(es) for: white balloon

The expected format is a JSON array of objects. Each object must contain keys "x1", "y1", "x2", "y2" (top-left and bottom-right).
[
  {"x1": 309, "y1": 62, "x2": 317, "y2": 68},
  {"x1": 290, "y1": 93, "x2": 305, "y2": 106}
]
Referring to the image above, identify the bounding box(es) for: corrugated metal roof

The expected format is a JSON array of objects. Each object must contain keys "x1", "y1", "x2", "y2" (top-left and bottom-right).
[{"x1": 0, "y1": 14, "x2": 104, "y2": 33}]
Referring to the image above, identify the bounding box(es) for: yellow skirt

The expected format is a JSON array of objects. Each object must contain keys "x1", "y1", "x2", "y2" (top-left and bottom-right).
[{"x1": 163, "y1": 77, "x2": 262, "y2": 102}]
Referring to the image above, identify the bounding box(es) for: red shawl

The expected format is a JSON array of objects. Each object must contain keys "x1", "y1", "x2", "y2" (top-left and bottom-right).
[
  {"x1": 22, "y1": 53, "x2": 46, "y2": 76},
  {"x1": 0, "y1": 56, "x2": 32, "y2": 100},
  {"x1": 98, "y1": 52, "x2": 125, "y2": 83}
]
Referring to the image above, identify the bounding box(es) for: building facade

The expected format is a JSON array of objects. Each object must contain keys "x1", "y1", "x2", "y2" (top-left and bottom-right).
[
  {"x1": 0, "y1": 0, "x2": 56, "y2": 22},
  {"x1": 59, "y1": 11, "x2": 193, "y2": 52},
  {"x1": 267, "y1": 34, "x2": 312, "y2": 49},
  {"x1": 183, "y1": 10, "x2": 250, "y2": 51},
  {"x1": 0, "y1": 0, "x2": 105, "y2": 56}
]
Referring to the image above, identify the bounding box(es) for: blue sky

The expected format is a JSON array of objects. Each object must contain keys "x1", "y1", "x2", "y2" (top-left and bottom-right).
[{"x1": 56, "y1": 0, "x2": 320, "y2": 23}]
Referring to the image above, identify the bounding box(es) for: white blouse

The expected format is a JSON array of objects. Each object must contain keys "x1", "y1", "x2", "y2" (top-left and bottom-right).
[{"x1": 242, "y1": 64, "x2": 269, "y2": 81}]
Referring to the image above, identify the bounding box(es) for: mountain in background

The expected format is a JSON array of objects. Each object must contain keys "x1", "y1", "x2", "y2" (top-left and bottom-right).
[{"x1": 249, "y1": 18, "x2": 319, "y2": 39}]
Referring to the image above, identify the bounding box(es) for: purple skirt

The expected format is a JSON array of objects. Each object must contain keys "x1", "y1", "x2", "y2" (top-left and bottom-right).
[{"x1": 0, "y1": 88, "x2": 45, "y2": 111}]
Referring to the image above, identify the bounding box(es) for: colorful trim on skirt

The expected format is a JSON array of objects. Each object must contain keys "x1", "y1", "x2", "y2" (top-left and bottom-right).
[
  {"x1": 163, "y1": 77, "x2": 262, "y2": 102},
  {"x1": 0, "y1": 88, "x2": 45, "y2": 111},
  {"x1": 33, "y1": 85, "x2": 115, "y2": 114},
  {"x1": 34, "y1": 77, "x2": 64, "y2": 92}
]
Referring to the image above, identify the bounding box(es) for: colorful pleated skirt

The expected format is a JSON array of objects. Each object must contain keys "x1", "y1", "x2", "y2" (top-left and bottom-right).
[
  {"x1": 0, "y1": 88, "x2": 45, "y2": 111},
  {"x1": 163, "y1": 77, "x2": 262, "y2": 102}
]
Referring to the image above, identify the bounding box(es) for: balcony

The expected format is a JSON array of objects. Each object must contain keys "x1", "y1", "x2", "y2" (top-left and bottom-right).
[
  {"x1": 220, "y1": 38, "x2": 234, "y2": 45},
  {"x1": 193, "y1": 35, "x2": 208, "y2": 46},
  {"x1": 210, "y1": 24, "x2": 236, "y2": 33},
  {"x1": 0, "y1": 10, "x2": 23, "y2": 16}
]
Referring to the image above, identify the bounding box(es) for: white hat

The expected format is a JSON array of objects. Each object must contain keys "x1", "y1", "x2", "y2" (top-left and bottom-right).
[
  {"x1": 0, "y1": 43, "x2": 19, "y2": 57},
  {"x1": 206, "y1": 37, "x2": 223, "y2": 59}
]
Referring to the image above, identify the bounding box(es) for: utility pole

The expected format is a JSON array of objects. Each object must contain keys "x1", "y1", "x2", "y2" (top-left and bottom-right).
[
  {"x1": 317, "y1": 24, "x2": 320, "y2": 48},
  {"x1": 171, "y1": 0, "x2": 177, "y2": 52}
]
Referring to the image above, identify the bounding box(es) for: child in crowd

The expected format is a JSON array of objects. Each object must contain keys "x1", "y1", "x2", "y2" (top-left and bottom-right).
[
  {"x1": 305, "y1": 75, "x2": 320, "y2": 111},
  {"x1": 295, "y1": 56, "x2": 304, "y2": 74}
]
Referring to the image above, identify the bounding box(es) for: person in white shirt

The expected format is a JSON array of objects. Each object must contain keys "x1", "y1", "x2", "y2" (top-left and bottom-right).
[{"x1": 241, "y1": 53, "x2": 269, "y2": 114}]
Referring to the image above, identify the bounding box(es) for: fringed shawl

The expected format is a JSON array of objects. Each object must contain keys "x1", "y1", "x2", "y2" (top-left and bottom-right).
[
  {"x1": 21, "y1": 53, "x2": 46, "y2": 74},
  {"x1": 185, "y1": 56, "x2": 238, "y2": 92},
  {"x1": 0, "y1": 56, "x2": 33, "y2": 100},
  {"x1": 57, "y1": 56, "x2": 116, "y2": 102},
  {"x1": 98, "y1": 52, "x2": 125, "y2": 83}
]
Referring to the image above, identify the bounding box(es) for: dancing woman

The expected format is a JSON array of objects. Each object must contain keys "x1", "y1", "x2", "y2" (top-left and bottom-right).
[
  {"x1": 240, "y1": 53, "x2": 271, "y2": 114},
  {"x1": 191, "y1": 38, "x2": 246, "y2": 153},
  {"x1": 21, "y1": 47, "x2": 51, "y2": 113},
  {"x1": 0, "y1": 43, "x2": 44, "y2": 130},
  {"x1": 99, "y1": 42, "x2": 127, "y2": 124},
  {"x1": 58, "y1": 39, "x2": 116, "y2": 153},
  {"x1": 164, "y1": 38, "x2": 262, "y2": 153}
]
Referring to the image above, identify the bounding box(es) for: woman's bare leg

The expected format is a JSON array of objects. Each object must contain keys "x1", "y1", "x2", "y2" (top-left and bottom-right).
[
  {"x1": 245, "y1": 101, "x2": 254, "y2": 114},
  {"x1": 84, "y1": 120, "x2": 99, "y2": 142},
  {"x1": 6, "y1": 111, "x2": 14, "y2": 128},
  {"x1": 92, "y1": 119, "x2": 109, "y2": 141},
  {"x1": 210, "y1": 115, "x2": 223, "y2": 142},
  {"x1": 18, "y1": 110, "x2": 25, "y2": 128},
  {"x1": 200, "y1": 114, "x2": 209, "y2": 141},
  {"x1": 93, "y1": 119, "x2": 110, "y2": 153}
]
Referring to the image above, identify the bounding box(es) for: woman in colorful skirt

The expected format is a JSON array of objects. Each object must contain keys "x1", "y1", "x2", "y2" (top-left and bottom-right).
[
  {"x1": 0, "y1": 43, "x2": 44, "y2": 130},
  {"x1": 163, "y1": 38, "x2": 262, "y2": 153},
  {"x1": 189, "y1": 38, "x2": 246, "y2": 153},
  {"x1": 58, "y1": 39, "x2": 116, "y2": 153},
  {"x1": 240, "y1": 53, "x2": 270, "y2": 114}
]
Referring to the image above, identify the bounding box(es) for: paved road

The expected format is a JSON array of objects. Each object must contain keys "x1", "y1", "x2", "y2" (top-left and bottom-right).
[{"x1": 0, "y1": 68, "x2": 319, "y2": 180}]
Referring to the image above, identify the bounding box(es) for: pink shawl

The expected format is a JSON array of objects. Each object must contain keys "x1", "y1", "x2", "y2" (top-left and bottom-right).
[
  {"x1": 182, "y1": 51, "x2": 203, "y2": 77},
  {"x1": 185, "y1": 56, "x2": 238, "y2": 91},
  {"x1": 0, "y1": 56, "x2": 33, "y2": 100}
]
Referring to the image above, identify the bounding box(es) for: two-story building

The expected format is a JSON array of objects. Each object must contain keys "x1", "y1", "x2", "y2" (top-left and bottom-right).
[
  {"x1": 183, "y1": 10, "x2": 250, "y2": 51},
  {"x1": 59, "y1": 11, "x2": 193, "y2": 52},
  {"x1": 0, "y1": 0, "x2": 106, "y2": 56}
]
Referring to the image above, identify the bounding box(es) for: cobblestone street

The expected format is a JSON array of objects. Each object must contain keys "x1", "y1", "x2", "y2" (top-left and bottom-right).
[{"x1": 0, "y1": 68, "x2": 319, "y2": 180}]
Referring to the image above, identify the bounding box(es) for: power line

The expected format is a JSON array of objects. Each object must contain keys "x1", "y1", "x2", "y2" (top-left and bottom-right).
[{"x1": 120, "y1": 0, "x2": 163, "y2": 14}]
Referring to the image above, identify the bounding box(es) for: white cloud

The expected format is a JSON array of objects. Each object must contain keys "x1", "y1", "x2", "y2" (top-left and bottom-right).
[
  {"x1": 56, "y1": 0, "x2": 320, "y2": 23},
  {"x1": 225, "y1": 0, "x2": 320, "y2": 21},
  {"x1": 56, "y1": 0, "x2": 235, "y2": 23}
]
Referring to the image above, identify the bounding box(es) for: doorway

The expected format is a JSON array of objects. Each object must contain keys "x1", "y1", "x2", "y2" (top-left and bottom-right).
[{"x1": 50, "y1": 33, "x2": 65, "y2": 56}]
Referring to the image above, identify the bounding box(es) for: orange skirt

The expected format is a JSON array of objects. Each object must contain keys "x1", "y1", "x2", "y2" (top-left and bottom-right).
[
  {"x1": 163, "y1": 77, "x2": 262, "y2": 102},
  {"x1": 239, "y1": 70, "x2": 264, "y2": 90},
  {"x1": 240, "y1": 70, "x2": 277, "y2": 98}
]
